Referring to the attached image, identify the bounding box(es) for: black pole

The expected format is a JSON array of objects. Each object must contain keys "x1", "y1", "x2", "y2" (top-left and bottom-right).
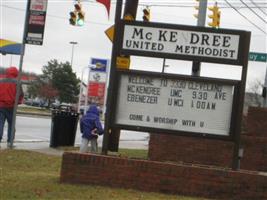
[
  {"x1": 10, "y1": 0, "x2": 30, "y2": 148},
  {"x1": 162, "y1": 58, "x2": 169, "y2": 73},
  {"x1": 102, "y1": 0, "x2": 123, "y2": 155},
  {"x1": 123, "y1": 0, "x2": 139, "y2": 17},
  {"x1": 103, "y1": 0, "x2": 139, "y2": 153},
  {"x1": 232, "y1": 32, "x2": 251, "y2": 170},
  {"x1": 192, "y1": 61, "x2": 200, "y2": 76},
  {"x1": 162, "y1": 59, "x2": 166, "y2": 73}
]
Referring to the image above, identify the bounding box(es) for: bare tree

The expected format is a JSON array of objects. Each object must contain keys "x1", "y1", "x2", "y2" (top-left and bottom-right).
[{"x1": 245, "y1": 79, "x2": 263, "y2": 108}]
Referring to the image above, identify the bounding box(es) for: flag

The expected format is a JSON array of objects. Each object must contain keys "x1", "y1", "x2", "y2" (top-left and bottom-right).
[{"x1": 96, "y1": 0, "x2": 111, "y2": 17}]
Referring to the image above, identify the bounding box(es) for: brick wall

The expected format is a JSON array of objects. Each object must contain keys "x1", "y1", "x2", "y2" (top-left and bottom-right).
[
  {"x1": 60, "y1": 152, "x2": 267, "y2": 200},
  {"x1": 148, "y1": 134, "x2": 234, "y2": 167},
  {"x1": 148, "y1": 107, "x2": 267, "y2": 171},
  {"x1": 241, "y1": 135, "x2": 267, "y2": 171},
  {"x1": 246, "y1": 107, "x2": 267, "y2": 137}
]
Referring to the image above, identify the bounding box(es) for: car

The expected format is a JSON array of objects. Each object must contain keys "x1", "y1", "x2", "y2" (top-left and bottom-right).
[
  {"x1": 51, "y1": 102, "x2": 77, "y2": 112},
  {"x1": 24, "y1": 98, "x2": 44, "y2": 107},
  {"x1": 79, "y1": 105, "x2": 89, "y2": 115}
]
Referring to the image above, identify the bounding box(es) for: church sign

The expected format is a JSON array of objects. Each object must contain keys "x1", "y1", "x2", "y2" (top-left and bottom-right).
[
  {"x1": 118, "y1": 21, "x2": 249, "y2": 66},
  {"x1": 114, "y1": 70, "x2": 239, "y2": 139}
]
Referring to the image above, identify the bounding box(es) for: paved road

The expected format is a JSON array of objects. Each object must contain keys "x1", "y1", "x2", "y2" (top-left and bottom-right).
[{"x1": 2, "y1": 115, "x2": 149, "y2": 150}]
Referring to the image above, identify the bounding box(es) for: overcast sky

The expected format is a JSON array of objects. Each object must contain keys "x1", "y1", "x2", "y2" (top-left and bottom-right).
[{"x1": 1, "y1": 0, "x2": 266, "y2": 90}]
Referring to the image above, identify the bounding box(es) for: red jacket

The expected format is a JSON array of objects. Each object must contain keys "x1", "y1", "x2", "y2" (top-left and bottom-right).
[{"x1": 0, "y1": 67, "x2": 24, "y2": 108}]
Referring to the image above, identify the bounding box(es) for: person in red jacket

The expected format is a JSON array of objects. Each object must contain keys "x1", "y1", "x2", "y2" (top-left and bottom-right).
[{"x1": 0, "y1": 67, "x2": 24, "y2": 147}]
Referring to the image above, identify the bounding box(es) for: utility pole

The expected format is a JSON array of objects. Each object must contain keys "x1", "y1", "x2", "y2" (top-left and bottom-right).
[
  {"x1": 10, "y1": 0, "x2": 30, "y2": 148},
  {"x1": 192, "y1": 0, "x2": 207, "y2": 76}
]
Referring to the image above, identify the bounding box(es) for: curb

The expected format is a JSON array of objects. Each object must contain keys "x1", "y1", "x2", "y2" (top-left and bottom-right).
[{"x1": 17, "y1": 111, "x2": 51, "y2": 117}]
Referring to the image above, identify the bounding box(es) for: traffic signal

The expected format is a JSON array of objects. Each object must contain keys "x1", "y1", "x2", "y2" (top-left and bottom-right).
[
  {"x1": 208, "y1": 3, "x2": 220, "y2": 28},
  {"x1": 193, "y1": 0, "x2": 199, "y2": 19},
  {"x1": 75, "y1": 2, "x2": 85, "y2": 26},
  {"x1": 77, "y1": 11, "x2": 85, "y2": 26},
  {"x1": 143, "y1": 7, "x2": 150, "y2": 22},
  {"x1": 74, "y1": 2, "x2": 82, "y2": 11},
  {"x1": 69, "y1": 11, "x2": 77, "y2": 26}
]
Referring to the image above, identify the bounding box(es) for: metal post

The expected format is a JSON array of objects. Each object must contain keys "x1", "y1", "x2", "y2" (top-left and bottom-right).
[
  {"x1": 197, "y1": 0, "x2": 207, "y2": 27},
  {"x1": 124, "y1": 0, "x2": 139, "y2": 17},
  {"x1": 102, "y1": 0, "x2": 139, "y2": 154},
  {"x1": 9, "y1": 55, "x2": 13, "y2": 66},
  {"x1": 78, "y1": 64, "x2": 96, "y2": 114},
  {"x1": 263, "y1": 66, "x2": 267, "y2": 107},
  {"x1": 162, "y1": 58, "x2": 169, "y2": 73},
  {"x1": 102, "y1": 60, "x2": 111, "y2": 120},
  {"x1": 84, "y1": 65, "x2": 96, "y2": 110},
  {"x1": 232, "y1": 32, "x2": 251, "y2": 170},
  {"x1": 77, "y1": 82, "x2": 84, "y2": 114},
  {"x1": 70, "y1": 41, "x2": 78, "y2": 67},
  {"x1": 84, "y1": 70, "x2": 90, "y2": 109},
  {"x1": 10, "y1": 0, "x2": 30, "y2": 148},
  {"x1": 77, "y1": 66, "x2": 89, "y2": 113},
  {"x1": 102, "y1": 0, "x2": 123, "y2": 155},
  {"x1": 191, "y1": 0, "x2": 207, "y2": 76}
]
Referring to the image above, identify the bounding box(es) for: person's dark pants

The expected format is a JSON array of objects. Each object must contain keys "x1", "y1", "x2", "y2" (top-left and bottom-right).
[{"x1": 0, "y1": 107, "x2": 14, "y2": 143}]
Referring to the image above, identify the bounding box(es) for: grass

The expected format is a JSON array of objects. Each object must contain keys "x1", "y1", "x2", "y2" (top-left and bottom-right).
[
  {"x1": 18, "y1": 106, "x2": 51, "y2": 115},
  {"x1": 0, "y1": 149, "x2": 211, "y2": 200}
]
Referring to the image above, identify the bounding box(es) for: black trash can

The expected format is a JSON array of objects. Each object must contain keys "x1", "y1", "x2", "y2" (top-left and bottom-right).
[{"x1": 50, "y1": 106, "x2": 79, "y2": 148}]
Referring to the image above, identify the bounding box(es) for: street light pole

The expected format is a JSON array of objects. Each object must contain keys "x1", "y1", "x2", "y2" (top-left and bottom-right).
[
  {"x1": 77, "y1": 66, "x2": 87, "y2": 114},
  {"x1": 9, "y1": 0, "x2": 30, "y2": 149},
  {"x1": 70, "y1": 41, "x2": 78, "y2": 67}
]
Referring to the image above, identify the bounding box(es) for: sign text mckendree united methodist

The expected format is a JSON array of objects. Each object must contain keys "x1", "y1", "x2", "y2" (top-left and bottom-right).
[{"x1": 123, "y1": 25, "x2": 240, "y2": 60}]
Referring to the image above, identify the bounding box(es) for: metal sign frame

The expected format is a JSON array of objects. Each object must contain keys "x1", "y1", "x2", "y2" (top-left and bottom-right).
[{"x1": 103, "y1": 0, "x2": 251, "y2": 170}]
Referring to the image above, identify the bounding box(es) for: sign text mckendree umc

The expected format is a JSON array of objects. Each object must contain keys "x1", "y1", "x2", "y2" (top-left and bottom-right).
[
  {"x1": 114, "y1": 70, "x2": 239, "y2": 139},
  {"x1": 119, "y1": 21, "x2": 250, "y2": 65}
]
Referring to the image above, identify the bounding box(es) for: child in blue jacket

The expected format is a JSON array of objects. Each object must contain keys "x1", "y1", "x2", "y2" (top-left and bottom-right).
[{"x1": 79, "y1": 105, "x2": 104, "y2": 153}]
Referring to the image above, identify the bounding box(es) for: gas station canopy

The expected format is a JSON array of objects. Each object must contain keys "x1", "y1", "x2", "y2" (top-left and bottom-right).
[{"x1": 0, "y1": 39, "x2": 22, "y2": 55}]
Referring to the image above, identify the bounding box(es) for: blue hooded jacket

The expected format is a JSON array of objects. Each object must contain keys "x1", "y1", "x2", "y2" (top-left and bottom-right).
[{"x1": 80, "y1": 105, "x2": 104, "y2": 140}]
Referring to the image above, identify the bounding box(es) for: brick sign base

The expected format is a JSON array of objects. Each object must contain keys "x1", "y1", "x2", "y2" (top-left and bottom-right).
[
  {"x1": 60, "y1": 152, "x2": 267, "y2": 200},
  {"x1": 148, "y1": 107, "x2": 267, "y2": 172}
]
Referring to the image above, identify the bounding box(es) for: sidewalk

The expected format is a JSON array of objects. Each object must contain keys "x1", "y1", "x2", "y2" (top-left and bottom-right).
[
  {"x1": 1, "y1": 110, "x2": 149, "y2": 156},
  {"x1": 0, "y1": 138, "x2": 148, "y2": 157}
]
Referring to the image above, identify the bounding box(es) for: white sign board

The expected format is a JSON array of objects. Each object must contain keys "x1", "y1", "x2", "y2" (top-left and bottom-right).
[
  {"x1": 26, "y1": 0, "x2": 48, "y2": 45},
  {"x1": 30, "y1": 0, "x2": 48, "y2": 11},
  {"x1": 122, "y1": 25, "x2": 240, "y2": 60},
  {"x1": 115, "y1": 73, "x2": 235, "y2": 136}
]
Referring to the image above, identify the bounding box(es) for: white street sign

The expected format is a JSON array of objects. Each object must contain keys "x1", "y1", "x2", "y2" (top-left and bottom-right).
[{"x1": 123, "y1": 25, "x2": 240, "y2": 60}]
